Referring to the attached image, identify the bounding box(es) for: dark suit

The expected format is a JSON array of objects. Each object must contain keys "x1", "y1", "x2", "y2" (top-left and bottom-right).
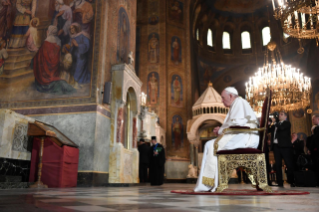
[
  {"x1": 138, "y1": 143, "x2": 150, "y2": 183},
  {"x1": 269, "y1": 163, "x2": 277, "y2": 182},
  {"x1": 272, "y1": 120, "x2": 295, "y2": 185},
  {"x1": 266, "y1": 123, "x2": 276, "y2": 185},
  {"x1": 306, "y1": 125, "x2": 319, "y2": 183},
  {"x1": 268, "y1": 123, "x2": 276, "y2": 151},
  {"x1": 292, "y1": 139, "x2": 305, "y2": 170}
]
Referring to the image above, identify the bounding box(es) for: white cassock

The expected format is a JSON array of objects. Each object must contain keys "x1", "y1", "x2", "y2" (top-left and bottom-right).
[{"x1": 194, "y1": 97, "x2": 259, "y2": 192}]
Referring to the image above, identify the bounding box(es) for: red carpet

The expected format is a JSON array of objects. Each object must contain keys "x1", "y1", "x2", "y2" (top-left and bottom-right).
[{"x1": 171, "y1": 189, "x2": 310, "y2": 195}]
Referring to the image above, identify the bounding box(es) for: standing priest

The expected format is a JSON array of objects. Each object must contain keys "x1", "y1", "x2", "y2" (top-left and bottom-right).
[
  {"x1": 149, "y1": 136, "x2": 166, "y2": 186},
  {"x1": 194, "y1": 87, "x2": 259, "y2": 192}
]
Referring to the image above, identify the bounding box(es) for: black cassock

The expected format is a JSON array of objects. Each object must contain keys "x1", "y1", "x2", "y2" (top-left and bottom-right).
[
  {"x1": 307, "y1": 126, "x2": 319, "y2": 171},
  {"x1": 149, "y1": 143, "x2": 166, "y2": 186}
]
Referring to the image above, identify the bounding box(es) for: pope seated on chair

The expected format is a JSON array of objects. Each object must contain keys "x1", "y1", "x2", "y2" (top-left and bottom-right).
[{"x1": 194, "y1": 87, "x2": 260, "y2": 192}]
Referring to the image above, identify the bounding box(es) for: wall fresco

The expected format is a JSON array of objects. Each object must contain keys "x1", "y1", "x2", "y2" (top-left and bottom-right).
[
  {"x1": 117, "y1": 7, "x2": 130, "y2": 63},
  {"x1": 171, "y1": 36, "x2": 181, "y2": 64},
  {"x1": 147, "y1": 72, "x2": 159, "y2": 105},
  {"x1": 170, "y1": 74, "x2": 183, "y2": 107},
  {"x1": 168, "y1": 0, "x2": 183, "y2": 24},
  {"x1": 148, "y1": 32, "x2": 159, "y2": 64},
  {"x1": 171, "y1": 115, "x2": 183, "y2": 150},
  {"x1": 0, "y1": 0, "x2": 96, "y2": 105}
]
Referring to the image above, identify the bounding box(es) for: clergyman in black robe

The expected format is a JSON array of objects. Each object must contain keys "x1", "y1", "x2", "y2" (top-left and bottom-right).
[
  {"x1": 292, "y1": 133, "x2": 305, "y2": 170},
  {"x1": 149, "y1": 136, "x2": 166, "y2": 186},
  {"x1": 138, "y1": 138, "x2": 150, "y2": 183}
]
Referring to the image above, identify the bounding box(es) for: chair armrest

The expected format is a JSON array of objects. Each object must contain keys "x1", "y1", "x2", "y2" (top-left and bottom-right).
[
  {"x1": 229, "y1": 126, "x2": 250, "y2": 129},
  {"x1": 223, "y1": 127, "x2": 266, "y2": 134}
]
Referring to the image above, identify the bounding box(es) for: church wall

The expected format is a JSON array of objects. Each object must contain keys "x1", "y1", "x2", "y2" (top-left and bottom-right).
[
  {"x1": 93, "y1": 113, "x2": 111, "y2": 172},
  {"x1": 29, "y1": 113, "x2": 97, "y2": 171},
  {"x1": 26, "y1": 106, "x2": 111, "y2": 186},
  {"x1": 165, "y1": 160, "x2": 189, "y2": 180},
  {"x1": 137, "y1": 0, "x2": 192, "y2": 180}
]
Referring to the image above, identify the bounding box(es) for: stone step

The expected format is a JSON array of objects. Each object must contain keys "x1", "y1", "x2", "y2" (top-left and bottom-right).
[
  {"x1": 0, "y1": 69, "x2": 33, "y2": 81},
  {"x1": 4, "y1": 60, "x2": 31, "y2": 72},
  {"x1": 7, "y1": 52, "x2": 35, "y2": 58},
  {"x1": 3, "y1": 65, "x2": 33, "y2": 76},
  {"x1": 5, "y1": 53, "x2": 34, "y2": 64},
  {"x1": 6, "y1": 48, "x2": 30, "y2": 55}
]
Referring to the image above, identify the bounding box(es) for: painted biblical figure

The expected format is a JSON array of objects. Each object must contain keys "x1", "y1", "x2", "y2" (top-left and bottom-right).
[
  {"x1": 53, "y1": 0, "x2": 73, "y2": 46},
  {"x1": 223, "y1": 75, "x2": 232, "y2": 83},
  {"x1": 25, "y1": 17, "x2": 40, "y2": 52},
  {"x1": 8, "y1": 0, "x2": 37, "y2": 48},
  {"x1": 62, "y1": 23, "x2": 91, "y2": 85},
  {"x1": 198, "y1": 59, "x2": 226, "y2": 93},
  {"x1": 0, "y1": 0, "x2": 96, "y2": 106},
  {"x1": 33, "y1": 25, "x2": 75, "y2": 94},
  {"x1": 171, "y1": 36, "x2": 181, "y2": 64},
  {"x1": 0, "y1": 0, "x2": 14, "y2": 39},
  {"x1": 149, "y1": 14, "x2": 159, "y2": 25},
  {"x1": 117, "y1": 7, "x2": 130, "y2": 63},
  {"x1": 147, "y1": 72, "x2": 159, "y2": 105},
  {"x1": 116, "y1": 108, "x2": 124, "y2": 144},
  {"x1": 148, "y1": 33, "x2": 159, "y2": 63},
  {"x1": 172, "y1": 115, "x2": 183, "y2": 150},
  {"x1": 171, "y1": 75, "x2": 183, "y2": 107},
  {"x1": 168, "y1": 0, "x2": 183, "y2": 24},
  {"x1": 70, "y1": 0, "x2": 94, "y2": 38}
]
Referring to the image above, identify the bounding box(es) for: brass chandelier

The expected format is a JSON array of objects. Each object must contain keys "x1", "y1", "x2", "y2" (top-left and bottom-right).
[
  {"x1": 272, "y1": 0, "x2": 319, "y2": 43},
  {"x1": 245, "y1": 41, "x2": 312, "y2": 115}
]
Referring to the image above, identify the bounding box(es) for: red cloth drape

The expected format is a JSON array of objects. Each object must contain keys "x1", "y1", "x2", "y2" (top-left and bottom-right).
[
  {"x1": 33, "y1": 41, "x2": 61, "y2": 85},
  {"x1": 29, "y1": 137, "x2": 79, "y2": 188}
]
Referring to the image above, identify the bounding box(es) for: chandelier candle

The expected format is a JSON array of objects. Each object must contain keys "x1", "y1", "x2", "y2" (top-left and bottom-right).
[{"x1": 245, "y1": 41, "x2": 311, "y2": 115}]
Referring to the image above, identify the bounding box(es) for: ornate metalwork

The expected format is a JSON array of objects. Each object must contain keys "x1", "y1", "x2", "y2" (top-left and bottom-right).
[
  {"x1": 216, "y1": 153, "x2": 273, "y2": 193},
  {"x1": 246, "y1": 42, "x2": 311, "y2": 114},
  {"x1": 273, "y1": 0, "x2": 319, "y2": 41}
]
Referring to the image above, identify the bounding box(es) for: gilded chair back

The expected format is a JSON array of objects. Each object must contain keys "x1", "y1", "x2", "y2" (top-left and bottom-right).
[{"x1": 257, "y1": 88, "x2": 272, "y2": 152}]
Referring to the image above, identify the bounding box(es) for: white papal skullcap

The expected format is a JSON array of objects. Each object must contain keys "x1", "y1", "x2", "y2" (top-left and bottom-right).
[
  {"x1": 224, "y1": 87, "x2": 238, "y2": 96},
  {"x1": 56, "y1": 0, "x2": 64, "y2": 4}
]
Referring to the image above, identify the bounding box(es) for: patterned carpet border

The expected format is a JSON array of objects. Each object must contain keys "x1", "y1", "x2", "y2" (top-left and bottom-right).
[{"x1": 171, "y1": 189, "x2": 310, "y2": 195}]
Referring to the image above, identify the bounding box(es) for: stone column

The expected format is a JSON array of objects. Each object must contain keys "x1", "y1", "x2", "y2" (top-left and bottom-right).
[
  {"x1": 190, "y1": 144, "x2": 194, "y2": 165},
  {"x1": 194, "y1": 145, "x2": 199, "y2": 167}
]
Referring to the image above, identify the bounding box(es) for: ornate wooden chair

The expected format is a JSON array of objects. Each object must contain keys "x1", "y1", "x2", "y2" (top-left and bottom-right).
[{"x1": 215, "y1": 88, "x2": 272, "y2": 193}]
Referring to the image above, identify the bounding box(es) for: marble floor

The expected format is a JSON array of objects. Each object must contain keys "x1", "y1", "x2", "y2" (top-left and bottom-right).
[{"x1": 0, "y1": 183, "x2": 318, "y2": 212}]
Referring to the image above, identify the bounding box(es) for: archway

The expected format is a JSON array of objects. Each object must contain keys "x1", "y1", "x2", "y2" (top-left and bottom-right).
[{"x1": 124, "y1": 87, "x2": 138, "y2": 149}]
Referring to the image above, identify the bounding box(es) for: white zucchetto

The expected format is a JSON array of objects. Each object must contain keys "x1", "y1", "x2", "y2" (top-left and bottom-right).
[{"x1": 224, "y1": 87, "x2": 238, "y2": 96}]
